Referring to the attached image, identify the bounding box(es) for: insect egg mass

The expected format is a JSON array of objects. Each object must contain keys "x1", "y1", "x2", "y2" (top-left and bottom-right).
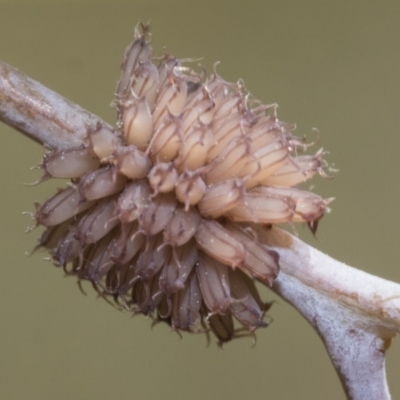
[{"x1": 33, "y1": 24, "x2": 331, "y2": 344}]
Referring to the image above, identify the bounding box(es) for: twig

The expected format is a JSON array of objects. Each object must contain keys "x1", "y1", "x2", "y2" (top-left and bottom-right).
[
  {"x1": 0, "y1": 61, "x2": 110, "y2": 150},
  {"x1": 1, "y1": 59, "x2": 399, "y2": 400},
  {"x1": 268, "y1": 228, "x2": 399, "y2": 400}
]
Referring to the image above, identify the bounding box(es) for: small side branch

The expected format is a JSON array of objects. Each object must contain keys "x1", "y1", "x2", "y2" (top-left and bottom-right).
[{"x1": 268, "y1": 228, "x2": 399, "y2": 400}]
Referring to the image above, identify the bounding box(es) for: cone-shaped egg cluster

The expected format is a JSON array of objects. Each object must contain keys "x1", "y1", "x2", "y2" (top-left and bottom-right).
[{"x1": 34, "y1": 25, "x2": 330, "y2": 344}]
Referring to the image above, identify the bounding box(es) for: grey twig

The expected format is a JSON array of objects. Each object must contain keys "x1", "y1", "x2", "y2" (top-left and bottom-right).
[{"x1": 0, "y1": 60, "x2": 112, "y2": 150}]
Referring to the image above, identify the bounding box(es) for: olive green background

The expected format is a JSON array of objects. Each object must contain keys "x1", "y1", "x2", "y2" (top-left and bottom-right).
[{"x1": 1, "y1": 1, "x2": 400, "y2": 399}]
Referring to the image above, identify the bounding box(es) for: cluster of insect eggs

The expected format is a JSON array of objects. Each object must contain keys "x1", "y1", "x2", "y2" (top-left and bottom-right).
[{"x1": 33, "y1": 26, "x2": 330, "y2": 343}]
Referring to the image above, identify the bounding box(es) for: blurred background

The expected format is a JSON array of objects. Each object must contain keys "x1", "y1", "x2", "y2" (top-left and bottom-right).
[{"x1": 1, "y1": 1, "x2": 400, "y2": 399}]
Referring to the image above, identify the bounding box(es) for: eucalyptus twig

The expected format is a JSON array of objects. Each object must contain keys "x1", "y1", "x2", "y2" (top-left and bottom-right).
[
  {"x1": 267, "y1": 228, "x2": 399, "y2": 400},
  {"x1": 1, "y1": 59, "x2": 399, "y2": 400},
  {"x1": 0, "y1": 60, "x2": 107, "y2": 150}
]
